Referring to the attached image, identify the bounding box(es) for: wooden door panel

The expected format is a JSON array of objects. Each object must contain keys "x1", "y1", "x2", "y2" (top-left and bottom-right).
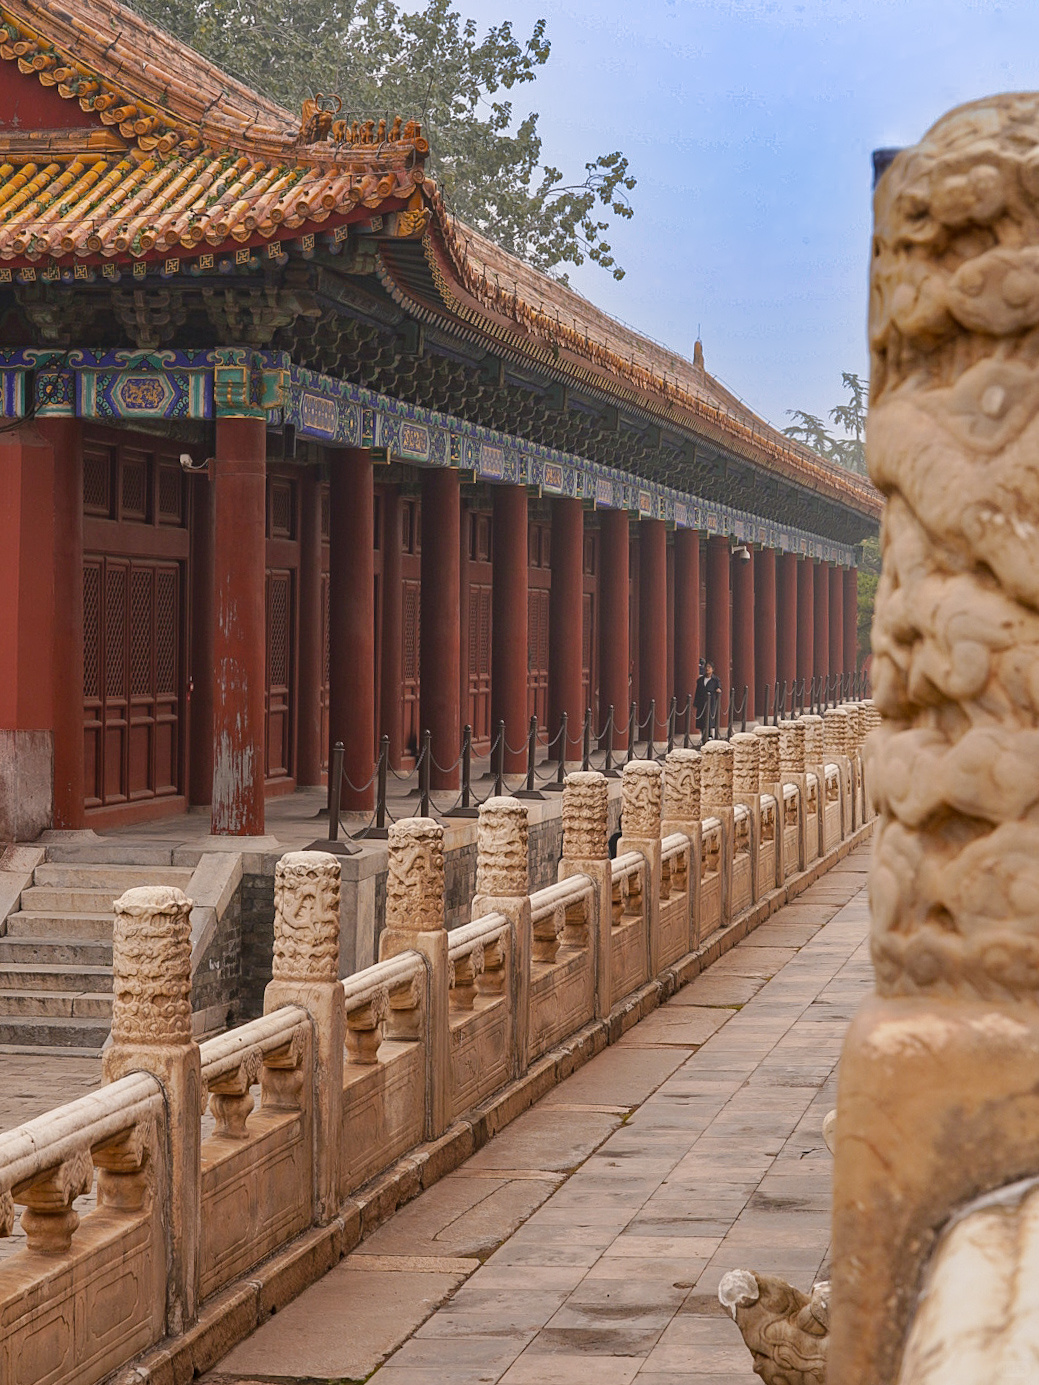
[
  {"x1": 265, "y1": 569, "x2": 294, "y2": 781},
  {"x1": 468, "y1": 582, "x2": 492, "y2": 746},
  {"x1": 527, "y1": 585, "x2": 550, "y2": 734},
  {"x1": 401, "y1": 578, "x2": 420, "y2": 757}
]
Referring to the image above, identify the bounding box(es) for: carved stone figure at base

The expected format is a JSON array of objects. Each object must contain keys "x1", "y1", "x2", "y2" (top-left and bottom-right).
[{"x1": 719, "y1": 1268, "x2": 829, "y2": 1385}]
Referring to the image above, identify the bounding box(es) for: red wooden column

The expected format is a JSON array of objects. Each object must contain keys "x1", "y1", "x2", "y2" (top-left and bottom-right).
[
  {"x1": 814, "y1": 561, "x2": 831, "y2": 688},
  {"x1": 599, "y1": 508, "x2": 630, "y2": 750},
  {"x1": 776, "y1": 552, "x2": 798, "y2": 698},
  {"x1": 0, "y1": 425, "x2": 56, "y2": 841},
  {"x1": 492, "y1": 484, "x2": 529, "y2": 773},
  {"x1": 843, "y1": 567, "x2": 859, "y2": 676},
  {"x1": 705, "y1": 535, "x2": 732, "y2": 729},
  {"x1": 754, "y1": 547, "x2": 777, "y2": 718},
  {"x1": 37, "y1": 418, "x2": 85, "y2": 829},
  {"x1": 420, "y1": 468, "x2": 461, "y2": 790},
  {"x1": 548, "y1": 496, "x2": 584, "y2": 749},
  {"x1": 188, "y1": 472, "x2": 214, "y2": 807},
  {"x1": 329, "y1": 449, "x2": 375, "y2": 810},
  {"x1": 731, "y1": 546, "x2": 756, "y2": 721},
  {"x1": 380, "y1": 486, "x2": 403, "y2": 766},
  {"x1": 828, "y1": 563, "x2": 845, "y2": 690},
  {"x1": 674, "y1": 528, "x2": 700, "y2": 722},
  {"x1": 211, "y1": 418, "x2": 267, "y2": 835},
  {"x1": 296, "y1": 468, "x2": 324, "y2": 787},
  {"x1": 638, "y1": 518, "x2": 668, "y2": 740},
  {"x1": 796, "y1": 557, "x2": 815, "y2": 691}
]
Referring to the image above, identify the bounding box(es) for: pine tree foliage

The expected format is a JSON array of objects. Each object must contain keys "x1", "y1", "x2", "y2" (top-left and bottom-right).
[{"x1": 127, "y1": 0, "x2": 636, "y2": 278}]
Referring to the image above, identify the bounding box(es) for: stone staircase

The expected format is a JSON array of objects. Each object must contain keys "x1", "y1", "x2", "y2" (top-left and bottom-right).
[{"x1": 0, "y1": 862, "x2": 194, "y2": 1054}]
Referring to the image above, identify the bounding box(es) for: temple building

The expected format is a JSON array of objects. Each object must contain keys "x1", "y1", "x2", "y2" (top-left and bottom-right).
[{"x1": 0, "y1": 0, "x2": 880, "y2": 840}]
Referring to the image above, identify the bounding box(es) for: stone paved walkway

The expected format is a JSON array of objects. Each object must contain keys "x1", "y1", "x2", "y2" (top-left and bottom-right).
[{"x1": 206, "y1": 842, "x2": 872, "y2": 1385}]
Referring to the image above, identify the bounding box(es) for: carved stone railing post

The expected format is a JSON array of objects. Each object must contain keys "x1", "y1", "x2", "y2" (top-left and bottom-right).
[
  {"x1": 471, "y1": 797, "x2": 529, "y2": 1075},
  {"x1": 840, "y1": 702, "x2": 864, "y2": 829},
  {"x1": 379, "y1": 818, "x2": 450, "y2": 1139},
  {"x1": 560, "y1": 771, "x2": 612, "y2": 1016},
  {"x1": 731, "y1": 732, "x2": 763, "y2": 902},
  {"x1": 823, "y1": 706, "x2": 853, "y2": 835},
  {"x1": 754, "y1": 724, "x2": 785, "y2": 885},
  {"x1": 778, "y1": 719, "x2": 809, "y2": 870},
  {"x1": 828, "y1": 98, "x2": 1039, "y2": 1384},
  {"x1": 618, "y1": 760, "x2": 664, "y2": 978},
  {"x1": 800, "y1": 714, "x2": 825, "y2": 857},
  {"x1": 662, "y1": 748, "x2": 703, "y2": 950},
  {"x1": 701, "y1": 740, "x2": 735, "y2": 923},
  {"x1": 103, "y1": 884, "x2": 199, "y2": 1333},
  {"x1": 262, "y1": 851, "x2": 344, "y2": 1220}
]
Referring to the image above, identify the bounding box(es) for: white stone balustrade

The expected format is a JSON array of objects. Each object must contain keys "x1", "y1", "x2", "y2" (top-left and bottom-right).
[{"x1": 0, "y1": 707, "x2": 876, "y2": 1385}]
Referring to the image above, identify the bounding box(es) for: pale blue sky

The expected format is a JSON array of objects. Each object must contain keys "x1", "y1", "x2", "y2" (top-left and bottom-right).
[{"x1": 456, "y1": 0, "x2": 1038, "y2": 431}]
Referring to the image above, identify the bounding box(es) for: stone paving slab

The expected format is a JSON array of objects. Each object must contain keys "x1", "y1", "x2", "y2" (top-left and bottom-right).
[{"x1": 203, "y1": 844, "x2": 872, "y2": 1384}]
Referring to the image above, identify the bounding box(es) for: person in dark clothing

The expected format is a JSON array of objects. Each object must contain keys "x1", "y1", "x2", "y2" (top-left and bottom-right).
[{"x1": 695, "y1": 660, "x2": 721, "y2": 738}]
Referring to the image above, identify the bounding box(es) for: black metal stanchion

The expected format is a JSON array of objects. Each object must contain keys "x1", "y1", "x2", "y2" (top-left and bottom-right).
[
  {"x1": 667, "y1": 696, "x2": 677, "y2": 754},
  {"x1": 546, "y1": 711, "x2": 567, "y2": 793},
  {"x1": 363, "y1": 736, "x2": 391, "y2": 838},
  {"x1": 419, "y1": 729, "x2": 432, "y2": 817},
  {"x1": 604, "y1": 705, "x2": 618, "y2": 777},
  {"x1": 494, "y1": 720, "x2": 506, "y2": 798},
  {"x1": 582, "y1": 708, "x2": 592, "y2": 772},
  {"x1": 304, "y1": 740, "x2": 360, "y2": 854},
  {"x1": 626, "y1": 701, "x2": 637, "y2": 765},
  {"x1": 726, "y1": 687, "x2": 734, "y2": 741},
  {"x1": 517, "y1": 715, "x2": 544, "y2": 800},
  {"x1": 646, "y1": 699, "x2": 656, "y2": 761},
  {"x1": 683, "y1": 694, "x2": 692, "y2": 749},
  {"x1": 445, "y1": 724, "x2": 479, "y2": 819},
  {"x1": 741, "y1": 684, "x2": 749, "y2": 733}
]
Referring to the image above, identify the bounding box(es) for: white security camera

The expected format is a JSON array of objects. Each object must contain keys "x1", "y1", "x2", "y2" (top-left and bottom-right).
[
  {"x1": 180, "y1": 452, "x2": 213, "y2": 473},
  {"x1": 733, "y1": 543, "x2": 751, "y2": 561}
]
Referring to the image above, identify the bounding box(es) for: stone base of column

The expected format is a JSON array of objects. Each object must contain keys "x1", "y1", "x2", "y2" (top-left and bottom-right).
[{"x1": 0, "y1": 729, "x2": 52, "y2": 841}]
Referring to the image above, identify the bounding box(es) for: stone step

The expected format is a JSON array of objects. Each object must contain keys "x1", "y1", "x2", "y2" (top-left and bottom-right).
[
  {"x1": 0, "y1": 1015, "x2": 111, "y2": 1049},
  {"x1": 42, "y1": 843, "x2": 178, "y2": 867},
  {"x1": 33, "y1": 864, "x2": 194, "y2": 890},
  {"x1": 6, "y1": 911, "x2": 114, "y2": 942},
  {"x1": 20, "y1": 886, "x2": 147, "y2": 913},
  {"x1": 0, "y1": 990, "x2": 112, "y2": 1019},
  {"x1": 0, "y1": 963, "x2": 113, "y2": 993},
  {"x1": 0, "y1": 937, "x2": 113, "y2": 967}
]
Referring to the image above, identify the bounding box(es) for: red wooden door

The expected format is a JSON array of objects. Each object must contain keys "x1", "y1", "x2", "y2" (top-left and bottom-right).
[
  {"x1": 402, "y1": 577, "x2": 421, "y2": 756},
  {"x1": 527, "y1": 585, "x2": 550, "y2": 732},
  {"x1": 83, "y1": 555, "x2": 181, "y2": 807},
  {"x1": 468, "y1": 582, "x2": 492, "y2": 745},
  {"x1": 582, "y1": 592, "x2": 595, "y2": 720},
  {"x1": 265, "y1": 569, "x2": 294, "y2": 780},
  {"x1": 320, "y1": 570, "x2": 330, "y2": 773}
]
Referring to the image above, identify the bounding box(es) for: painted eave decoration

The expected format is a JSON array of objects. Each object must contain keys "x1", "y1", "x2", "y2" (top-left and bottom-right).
[{"x1": 0, "y1": 0, "x2": 881, "y2": 522}]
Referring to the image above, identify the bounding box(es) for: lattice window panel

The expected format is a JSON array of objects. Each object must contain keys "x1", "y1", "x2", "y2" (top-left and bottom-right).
[
  {"x1": 155, "y1": 569, "x2": 178, "y2": 695},
  {"x1": 83, "y1": 562, "x2": 101, "y2": 699},
  {"x1": 322, "y1": 575, "x2": 330, "y2": 687},
  {"x1": 83, "y1": 449, "x2": 112, "y2": 516},
  {"x1": 583, "y1": 595, "x2": 594, "y2": 674},
  {"x1": 320, "y1": 486, "x2": 330, "y2": 541},
  {"x1": 403, "y1": 583, "x2": 419, "y2": 681},
  {"x1": 270, "y1": 481, "x2": 294, "y2": 539},
  {"x1": 157, "y1": 465, "x2": 182, "y2": 524},
  {"x1": 120, "y1": 455, "x2": 148, "y2": 521},
  {"x1": 477, "y1": 587, "x2": 491, "y2": 673},
  {"x1": 130, "y1": 569, "x2": 153, "y2": 697},
  {"x1": 105, "y1": 565, "x2": 127, "y2": 699},
  {"x1": 583, "y1": 532, "x2": 597, "y2": 576},
  {"x1": 268, "y1": 573, "x2": 290, "y2": 687}
]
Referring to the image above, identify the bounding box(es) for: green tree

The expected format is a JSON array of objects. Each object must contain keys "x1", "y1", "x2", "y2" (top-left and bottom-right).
[
  {"x1": 128, "y1": 0, "x2": 636, "y2": 279},
  {"x1": 856, "y1": 533, "x2": 880, "y2": 670},
  {"x1": 783, "y1": 373, "x2": 868, "y2": 476}
]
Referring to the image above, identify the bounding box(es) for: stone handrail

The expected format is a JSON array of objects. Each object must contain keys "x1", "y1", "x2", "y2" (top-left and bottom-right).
[{"x1": 0, "y1": 727, "x2": 877, "y2": 1385}]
